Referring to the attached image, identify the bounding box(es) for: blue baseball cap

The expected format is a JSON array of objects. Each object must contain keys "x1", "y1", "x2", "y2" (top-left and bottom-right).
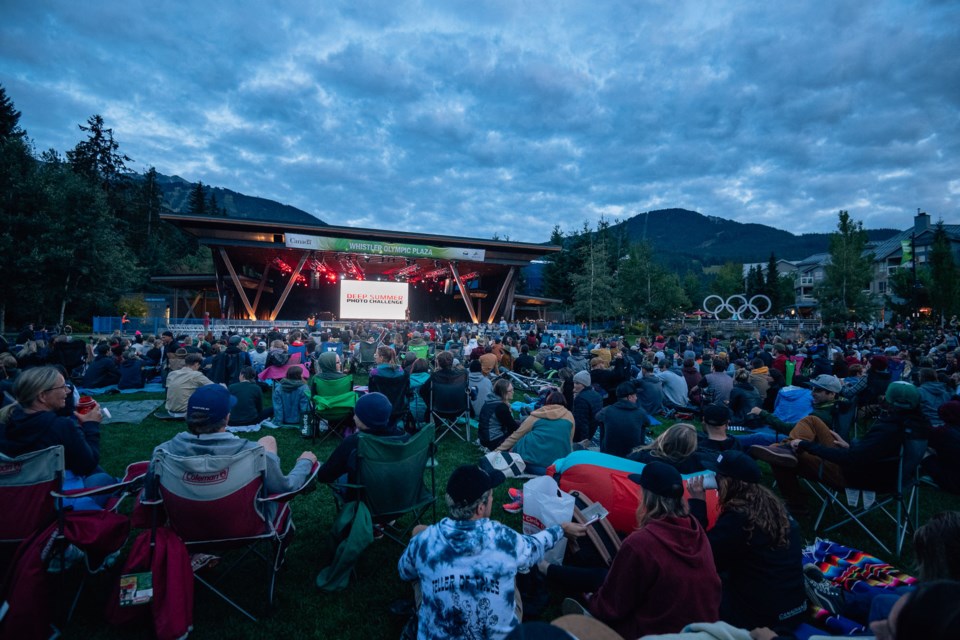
[{"x1": 188, "y1": 384, "x2": 237, "y2": 426}]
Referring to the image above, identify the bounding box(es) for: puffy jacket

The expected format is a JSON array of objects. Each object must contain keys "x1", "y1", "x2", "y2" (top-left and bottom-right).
[
  {"x1": 497, "y1": 404, "x2": 574, "y2": 469},
  {"x1": 272, "y1": 378, "x2": 311, "y2": 425},
  {"x1": 477, "y1": 393, "x2": 520, "y2": 449}
]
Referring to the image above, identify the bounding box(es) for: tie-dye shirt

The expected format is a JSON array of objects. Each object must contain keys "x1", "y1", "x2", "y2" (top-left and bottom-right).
[{"x1": 398, "y1": 517, "x2": 562, "y2": 640}]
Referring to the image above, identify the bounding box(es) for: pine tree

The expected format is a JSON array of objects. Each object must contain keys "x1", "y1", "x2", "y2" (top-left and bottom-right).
[
  {"x1": 928, "y1": 221, "x2": 959, "y2": 323},
  {"x1": 188, "y1": 181, "x2": 207, "y2": 215},
  {"x1": 66, "y1": 115, "x2": 130, "y2": 187},
  {"x1": 571, "y1": 234, "x2": 618, "y2": 328},
  {"x1": 208, "y1": 191, "x2": 220, "y2": 216},
  {"x1": 0, "y1": 84, "x2": 25, "y2": 141},
  {"x1": 815, "y1": 210, "x2": 875, "y2": 322},
  {"x1": 617, "y1": 242, "x2": 688, "y2": 321},
  {"x1": 765, "y1": 253, "x2": 781, "y2": 311}
]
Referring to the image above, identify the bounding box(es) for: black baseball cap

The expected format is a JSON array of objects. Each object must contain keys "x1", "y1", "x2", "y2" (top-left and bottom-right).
[{"x1": 446, "y1": 465, "x2": 505, "y2": 507}]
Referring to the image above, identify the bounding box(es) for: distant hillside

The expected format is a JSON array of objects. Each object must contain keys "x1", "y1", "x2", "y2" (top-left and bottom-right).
[
  {"x1": 154, "y1": 174, "x2": 326, "y2": 226},
  {"x1": 604, "y1": 208, "x2": 898, "y2": 269}
]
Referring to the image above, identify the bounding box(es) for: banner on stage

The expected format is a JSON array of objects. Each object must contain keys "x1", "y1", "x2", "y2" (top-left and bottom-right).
[
  {"x1": 286, "y1": 233, "x2": 485, "y2": 262},
  {"x1": 339, "y1": 280, "x2": 409, "y2": 320}
]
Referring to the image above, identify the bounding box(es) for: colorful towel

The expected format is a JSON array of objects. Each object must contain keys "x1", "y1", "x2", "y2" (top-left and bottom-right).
[{"x1": 802, "y1": 538, "x2": 916, "y2": 635}]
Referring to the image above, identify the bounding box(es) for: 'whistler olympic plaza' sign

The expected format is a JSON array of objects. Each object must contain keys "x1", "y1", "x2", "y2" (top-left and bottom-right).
[{"x1": 285, "y1": 233, "x2": 485, "y2": 262}]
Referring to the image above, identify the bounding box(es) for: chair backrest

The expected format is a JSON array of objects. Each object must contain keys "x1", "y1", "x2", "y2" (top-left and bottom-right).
[
  {"x1": 356, "y1": 425, "x2": 434, "y2": 520},
  {"x1": 408, "y1": 344, "x2": 429, "y2": 361},
  {"x1": 834, "y1": 397, "x2": 858, "y2": 440},
  {"x1": 312, "y1": 374, "x2": 354, "y2": 397},
  {"x1": 430, "y1": 371, "x2": 470, "y2": 414},
  {"x1": 52, "y1": 340, "x2": 87, "y2": 369},
  {"x1": 368, "y1": 373, "x2": 411, "y2": 420},
  {"x1": 0, "y1": 445, "x2": 63, "y2": 543},
  {"x1": 152, "y1": 446, "x2": 268, "y2": 543},
  {"x1": 311, "y1": 375, "x2": 357, "y2": 415},
  {"x1": 357, "y1": 342, "x2": 377, "y2": 366},
  {"x1": 899, "y1": 423, "x2": 929, "y2": 490}
]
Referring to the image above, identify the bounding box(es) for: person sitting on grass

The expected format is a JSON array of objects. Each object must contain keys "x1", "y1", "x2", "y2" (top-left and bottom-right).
[
  {"x1": 496, "y1": 391, "x2": 574, "y2": 477},
  {"x1": 629, "y1": 422, "x2": 707, "y2": 474},
  {"x1": 398, "y1": 464, "x2": 587, "y2": 640},
  {"x1": 568, "y1": 461, "x2": 720, "y2": 638},
  {"x1": 164, "y1": 353, "x2": 216, "y2": 418},
  {"x1": 81, "y1": 343, "x2": 121, "y2": 389},
  {"x1": 264, "y1": 365, "x2": 310, "y2": 429},
  {"x1": 118, "y1": 348, "x2": 145, "y2": 391},
  {"x1": 478, "y1": 378, "x2": 522, "y2": 451},
  {"x1": 687, "y1": 451, "x2": 806, "y2": 631},
  {"x1": 228, "y1": 366, "x2": 272, "y2": 429}
]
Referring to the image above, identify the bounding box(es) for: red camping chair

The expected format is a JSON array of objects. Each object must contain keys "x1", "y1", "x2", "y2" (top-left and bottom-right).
[
  {"x1": 0, "y1": 447, "x2": 144, "y2": 636},
  {"x1": 143, "y1": 446, "x2": 319, "y2": 622}
]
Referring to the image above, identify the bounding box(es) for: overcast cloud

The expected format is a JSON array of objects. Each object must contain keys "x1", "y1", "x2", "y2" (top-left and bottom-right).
[{"x1": 2, "y1": 0, "x2": 958, "y2": 242}]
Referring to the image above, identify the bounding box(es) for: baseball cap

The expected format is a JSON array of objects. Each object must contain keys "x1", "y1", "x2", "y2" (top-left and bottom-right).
[
  {"x1": 187, "y1": 384, "x2": 237, "y2": 426},
  {"x1": 628, "y1": 461, "x2": 683, "y2": 499},
  {"x1": 702, "y1": 404, "x2": 731, "y2": 426},
  {"x1": 446, "y1": 465, "x2": 505, "y2": 507},
  {"x1": 808, "y1": 374, "x2": 842, "y2": 394},
  {"x1": 714, "y1": 450, "x2": 761, "y2": 483}
]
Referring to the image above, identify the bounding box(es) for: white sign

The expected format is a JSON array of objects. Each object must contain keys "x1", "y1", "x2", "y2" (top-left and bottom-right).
[{"x1": 339, "y1": 280, "x2": 409, "y2": 320}]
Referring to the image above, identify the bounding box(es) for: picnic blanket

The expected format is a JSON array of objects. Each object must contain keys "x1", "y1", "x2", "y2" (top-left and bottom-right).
[
  {"x1": 101, "y1": 400, "x2": 165, "y2": 425},
  {"x1": 802, "y1": 538, "x2": 916, "y2": 635}
]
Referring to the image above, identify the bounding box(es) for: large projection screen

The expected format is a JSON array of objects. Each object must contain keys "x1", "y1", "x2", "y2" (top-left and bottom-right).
[{"x1": 339, "y1": 280, "x2": 409, "y2": 320}]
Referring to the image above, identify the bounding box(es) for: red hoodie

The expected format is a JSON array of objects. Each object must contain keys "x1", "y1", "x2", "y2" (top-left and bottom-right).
[{"x1": 589, "y1": 515, "x2": 721, "y2": 639}]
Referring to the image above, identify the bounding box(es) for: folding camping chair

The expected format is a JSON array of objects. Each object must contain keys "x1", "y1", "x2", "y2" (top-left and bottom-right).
[
  {"x1": 802, "y1": 422, "x2": 928, "y2": 557},
  {"x1": 143, "y1": 446, "x2": 319, "y2": 621},
  {"x1": 368, "y1": 372, "x2": 413, "y2": 432},
  {"x1": 429, "y1": 369, "x2": 471, "y2": 442},
  {"x1": 407, "y1": 344, "x2": 429, "y2": 362},
  {"x1": 51, "y1": 340, "x2": 89, "y2": 385},
  {"x1": 0, "y1": 446, "x2": 143, "y2": 627},
  {"x1": 336, "y1": 425, "x2": 436, "y2": 546},
  {"x1": 309, "y1": 374, "x2": 357, "y2": 442}
]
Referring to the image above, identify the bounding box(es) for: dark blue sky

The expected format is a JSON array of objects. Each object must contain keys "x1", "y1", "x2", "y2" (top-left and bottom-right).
[{"x1": 2, "y1": 0, "x2": 958, "y2": 241}]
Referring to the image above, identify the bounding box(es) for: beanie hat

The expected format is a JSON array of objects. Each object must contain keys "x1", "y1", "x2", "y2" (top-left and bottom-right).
[
  {"x1": 885, "y1": 381, "x2": 920, "y2": 410},
  {"x1": 354, "y1": 392, "x2": 393, "y2": 431},
  {"x1": 938, "y1": 400, "x2": 960, "y2": 426},
  {"x1": 573, "y1": 371, "x2": 591, "y2": 387}
]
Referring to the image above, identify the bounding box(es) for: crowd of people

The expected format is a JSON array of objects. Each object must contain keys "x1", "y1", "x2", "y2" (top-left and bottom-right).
[{"x1": 2, "y1": 317, "x2": 960, "y2": 639}]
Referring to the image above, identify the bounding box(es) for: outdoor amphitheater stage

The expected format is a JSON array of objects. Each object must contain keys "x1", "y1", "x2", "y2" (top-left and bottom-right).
[{"x1": 156, "y1": 213, "x2": 560, "y2": 324}]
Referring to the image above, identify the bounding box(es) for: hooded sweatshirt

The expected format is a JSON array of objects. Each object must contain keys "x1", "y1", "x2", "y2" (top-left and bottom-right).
[
  {"x1": 0, "y1": 406, "x2": 101, "y2": 476},
  {"x1": 477, "y1": 392, "x2": 521, "y2": 449},
  {"x1": 918, "y1": 380, "x2": 952, "y2": 426},
  {"x1": 496, "y1": 404, "x2": 574, "y2": 468},
  {"x1": 315, "y1": 352, "x2": 346, "y2": 381},
  {"x1": 398, "y1": 517, "x2": 563, "y2": 640},
  {"x1": 272, "y1": 377, "x2": 310, "y2": 425},
  {"x1": 589, "y1": 515, "x2": 721, "y2": 639}
]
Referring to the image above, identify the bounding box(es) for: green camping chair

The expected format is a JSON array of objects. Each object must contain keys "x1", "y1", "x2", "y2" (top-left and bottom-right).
[
  {"x1": 341, "y1": 425, "x2": 437, "y2": 545},
  {"x1": 407, "y1": 344, "x2": 429, "y2": 362},
  {"x1": 310, "y1": 374, "x2": 357, "y2": 442}
]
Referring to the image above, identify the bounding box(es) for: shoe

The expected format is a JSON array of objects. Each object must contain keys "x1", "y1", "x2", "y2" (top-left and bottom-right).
[
  {"x1": 502, "y1": 499, "x2": 523, "y2": 514},
  {"x1": 803, "y1": 563, "x2": 844, "y2": 615},
  {"x1": 508, "y1": 487, "x2": 523, "y2": 500},
  {"x1": 749, "y1": 443, "x2": 798, "y2": 468},
  {"x1": 373, "y1": 524, "x2": 385, "y2": 540},
  {"x1": 261, "y1": 419, "x2": 279, "y2": 430},
  {"x1": 561, "y1": 597, "x2": 589, "y2": 616}
]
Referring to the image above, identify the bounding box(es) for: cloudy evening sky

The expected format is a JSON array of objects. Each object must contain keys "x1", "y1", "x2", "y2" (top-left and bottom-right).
[{"x1": 2, "y1": 0, "x2": 958, "y2": 243}]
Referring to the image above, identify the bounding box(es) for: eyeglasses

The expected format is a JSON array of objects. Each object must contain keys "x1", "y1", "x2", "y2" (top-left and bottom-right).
[{"x1": 43, "y1": 385, "x2": 70, "y2": 393}]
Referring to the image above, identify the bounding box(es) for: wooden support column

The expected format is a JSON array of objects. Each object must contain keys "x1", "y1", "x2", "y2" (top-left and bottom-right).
[
  {"x1": 219, "y1": 249, "x2": 257, "y2": 320},
  {"x1": 448, "y1": 261, "x2": 479, "y2": 324},
  {"x1": 250, "y1": 262, "x2": 272, "y2": 320},
  {"x1": 486, "y1": 266, "x2": 516, "y2": 324},
  {"x1": 270, "y1": 253, "x2": 308, "y2": 321}
]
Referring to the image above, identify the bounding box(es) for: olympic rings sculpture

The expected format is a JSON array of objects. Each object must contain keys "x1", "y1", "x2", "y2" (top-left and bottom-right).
[{"x1": 702, "y1": 294, "x2": 771, "y2": 320}]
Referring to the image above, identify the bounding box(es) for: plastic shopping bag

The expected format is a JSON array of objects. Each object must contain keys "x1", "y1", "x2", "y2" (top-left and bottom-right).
[{"x1": 521, "y1": 475, "x2": 574, "y2": 564}]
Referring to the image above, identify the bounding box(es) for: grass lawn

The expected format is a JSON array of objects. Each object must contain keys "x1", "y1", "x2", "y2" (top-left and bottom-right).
[{"x1": 64, "y1": 395, "x2": 960, "y2": 639}]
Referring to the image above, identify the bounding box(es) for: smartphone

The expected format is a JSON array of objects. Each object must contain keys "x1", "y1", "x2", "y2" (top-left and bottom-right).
[{"x1": 580, "y1": 502, "x2": 608, "y2": 525}]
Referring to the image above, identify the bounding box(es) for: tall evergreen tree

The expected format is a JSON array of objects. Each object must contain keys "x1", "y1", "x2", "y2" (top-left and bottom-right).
[
  {"x1": 66, "y1": 115, "x2": 130, "y2": 187},
  {"x1": 571, "y1": 233, "x2": 618, "y2": 328},
  {"x1": 764, "y1": 253, "x2": 781, "y2": 311},
  {"x1": 815, "y1": 210, "x2": 875, "y2": 321},
  {"x1": 0, "y1": 86, "x2": 32, "y2": 332},
  {"x1": 928, "y1": 221, "x2": 959, "y2": 323},
  {"x1": 208, "y1": 191, "x2": 220, "y2": 216},
  {"x1": 0, "y1": 85, "x2": 25, "y2": 140},
  {"x1": 188, "y1": 181, "x2": 207, "y2": 215},
  {"x1": 617, "y1": 242, "x2": 688, "y2": 321},
  {"x1": 543, "y1": 225, "x2": 571, "y2": 303}
]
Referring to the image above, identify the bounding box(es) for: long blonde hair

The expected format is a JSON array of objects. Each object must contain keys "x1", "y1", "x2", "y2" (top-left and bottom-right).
[{"x1": 635, "y1": 423, "x2": 697, "y2": 462}]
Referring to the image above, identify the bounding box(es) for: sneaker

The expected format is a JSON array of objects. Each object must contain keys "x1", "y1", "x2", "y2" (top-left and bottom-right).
[
  {"x1": 803, "y1": 563, "x2": 844, "y2": 615},
  {"x1": 502, "y1": 499, "x2": 523, "y2": 514},
  {"x1": 508, "y1": 487, "x2": 523, "y2": 501},
  {"x1": 261, "y1": 419, "x2": 279, "y2": 430},
  {"x1": 561, "y1": 597, "x2": 589, "y2": 616},
  {"x1": 748, "y1": 443, "x2": 798, "y2": 468},
  {"x1": 317, "y1": 419, "x2": 329, "y2": 433}
]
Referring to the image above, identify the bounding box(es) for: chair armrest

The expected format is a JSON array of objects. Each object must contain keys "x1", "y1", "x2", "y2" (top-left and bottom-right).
[
  {"x1": 261, "y1": 461, "x2": 321, "y2": 504},
  {"x1": 52, "y1": 471, "x2": 145, "y2": 500}
]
